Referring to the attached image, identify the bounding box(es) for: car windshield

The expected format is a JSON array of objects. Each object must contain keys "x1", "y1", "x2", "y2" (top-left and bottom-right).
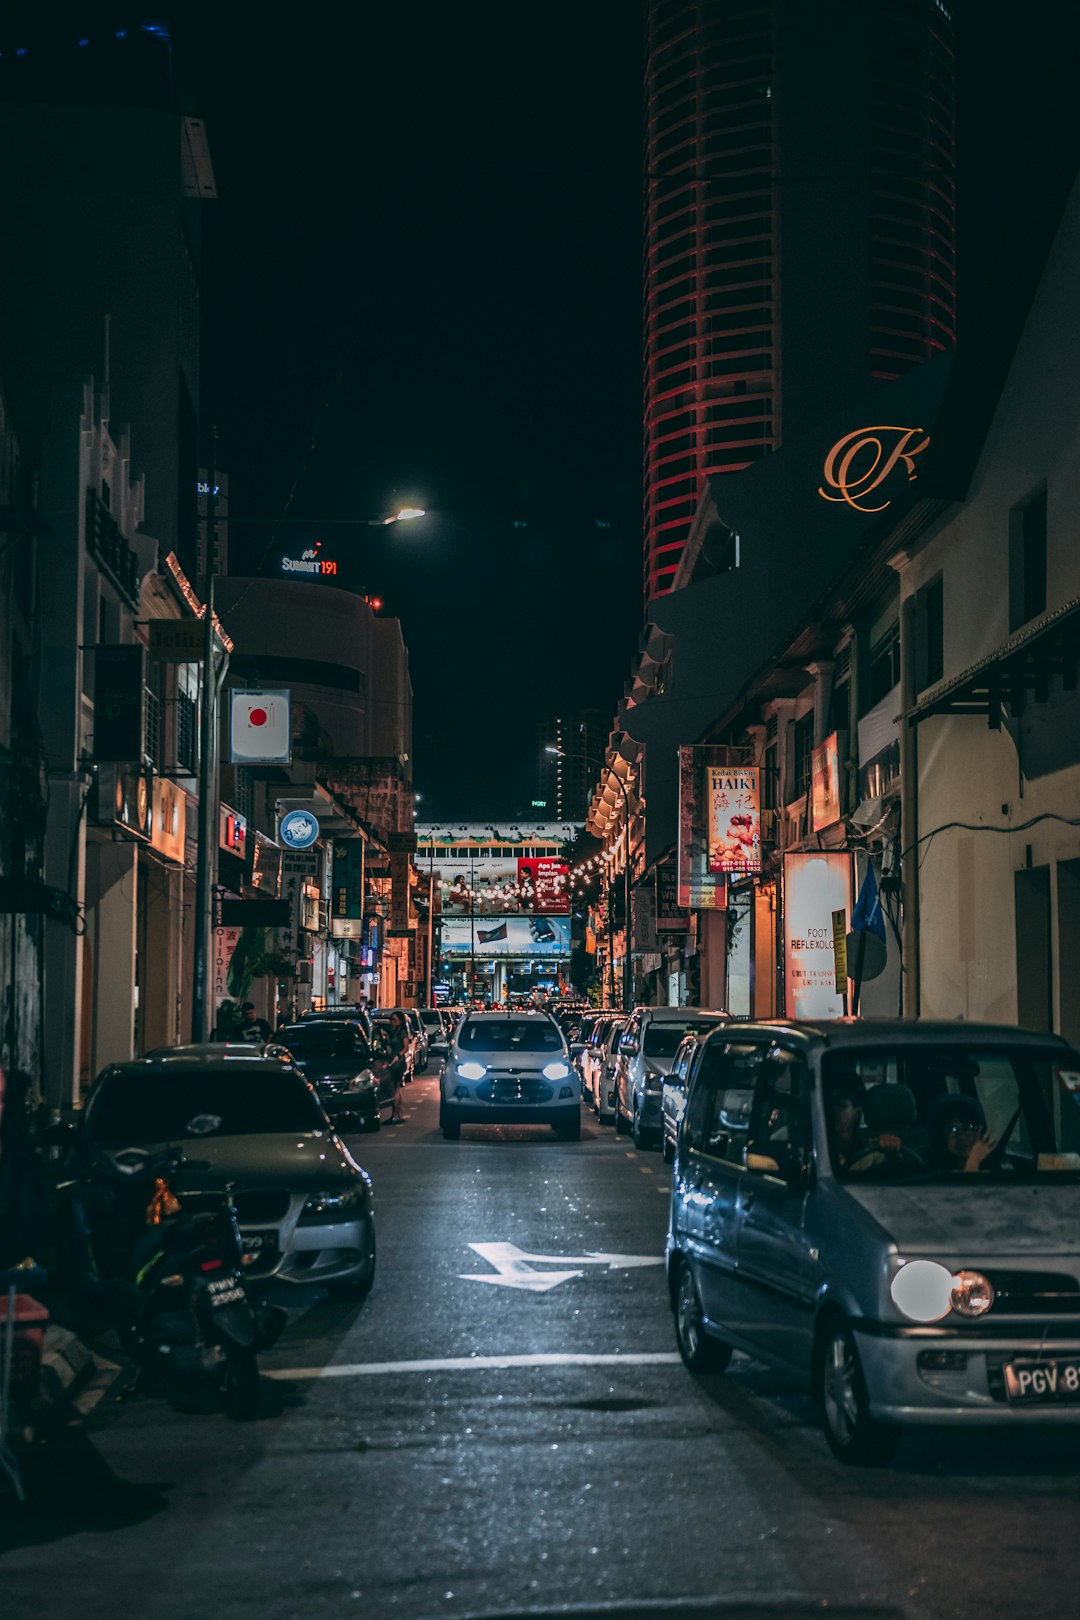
[
  {"x1": 824, "y1": 1045, "x2": 1080, "y2": 1182},
  {"x1": 420, "y1": 1012, "x2": 442, "y2": 1028},
  {"x1": 278, "y1": 1026, "x2": 369, "y2": 1062},
  {"x1": 459, "y1": 1019, "x2": 564, "y2": 1053},
  {"x1": 643, "y1": 1019, "x2": 725, "y2": 1059},
  {"x1": 85, "y1": 1068, "x2": 328, "y2": 1143}
]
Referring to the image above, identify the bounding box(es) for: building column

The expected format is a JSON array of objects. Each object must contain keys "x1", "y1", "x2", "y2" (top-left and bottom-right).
[
  {"x1": 42, "y1": 775, "x2": 86, "y2": 1113},
  {"x1": 141, "y1": 858, "x2": 184, "y2": 1054},
  {"x1": 86, "y1": 839, "x2": 138, "y2": 1075}
]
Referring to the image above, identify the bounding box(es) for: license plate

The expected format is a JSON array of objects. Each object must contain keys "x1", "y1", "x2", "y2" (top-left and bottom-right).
[{"x1": 1003, "y1": 1357, "x2": 1080, "y2": 1404}]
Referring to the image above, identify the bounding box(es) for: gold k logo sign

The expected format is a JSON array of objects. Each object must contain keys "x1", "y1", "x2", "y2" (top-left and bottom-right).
[{"x1": 818, "y1": 425, "x2": 930, "y2": 513}]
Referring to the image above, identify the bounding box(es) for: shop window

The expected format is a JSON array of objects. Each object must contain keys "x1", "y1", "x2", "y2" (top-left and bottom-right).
[{"x1": 791, "y1": 711, "x2": 814, "y2": 801}]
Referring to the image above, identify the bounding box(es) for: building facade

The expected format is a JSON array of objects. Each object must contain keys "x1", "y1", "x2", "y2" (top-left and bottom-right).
[{"x1": 644, "y1": 0, "x2": 956, "y2": 599}]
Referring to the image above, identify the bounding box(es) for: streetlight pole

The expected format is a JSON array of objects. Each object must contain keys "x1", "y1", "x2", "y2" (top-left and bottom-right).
[{"x1": 547, "y1": 748, "x2": 633, "y2": 1013}]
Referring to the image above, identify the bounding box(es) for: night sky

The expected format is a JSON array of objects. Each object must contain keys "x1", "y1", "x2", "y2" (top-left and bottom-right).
[{"x1": 5, "y1": 3, "x2": 1080, "y2": 822}]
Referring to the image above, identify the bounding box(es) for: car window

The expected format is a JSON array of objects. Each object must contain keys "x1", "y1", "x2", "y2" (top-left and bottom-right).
[
  {"x1": 85, "y1": 1069, "x2": 327, "y2": 1143},
  {"x1": 280, "y1": 1026, "x2": 367, "y2": 1060},
  {"x1": 748, "y1": 1046, "x2": 811, "y2": 1157},
  {"x1": 683, "y1": 1043, "x2": 767, "y2": 1162},
  {"x1": 459, "y1": 1019, "x2": 563, "y2": 1053},
  {"x1": 823, "y1": 1045, "x2": 1080, "y2": 1181},
  {"x1": 642, "y1": 1018, "x2": 725, "y2": 1059}
]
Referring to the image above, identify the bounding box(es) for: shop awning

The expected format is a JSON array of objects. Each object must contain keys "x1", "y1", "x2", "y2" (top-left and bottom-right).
[{"x1": 906, "y1": 597, "x2": 1080, "y2": 729}]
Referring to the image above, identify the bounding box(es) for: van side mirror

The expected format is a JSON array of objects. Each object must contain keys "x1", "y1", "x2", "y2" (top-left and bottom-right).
[{"x1": 619, "y1": 1035, "x2": 639, "y2": 1056}]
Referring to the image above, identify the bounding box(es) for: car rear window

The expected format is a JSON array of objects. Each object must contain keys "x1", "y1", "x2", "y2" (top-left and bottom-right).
[
  {"x1": 459, "y1": 1019, "x2": 564, "y2": 1053},
  {"x1": 643, "y1": 1018, "x2": 725, "y2": 1058},
  {"x1": 279, "y1": 1026, "x2": 369, "y2": 1061},
  {"x1": 85, "y1": 1068, "x2": 327, "y2": 1143}
]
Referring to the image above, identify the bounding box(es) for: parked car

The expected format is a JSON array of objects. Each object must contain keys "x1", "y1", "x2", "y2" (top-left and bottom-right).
[
  {"x1": 418, "y1": 1007, "x2": 451, "y2": 1059},
  {"x1": 440, "y1": 1011, "x2": 580, "y2": 1141},
  {"x1": 614, "y1": 1007, "x2": 731, "y2": 1148},
  {"x1": 63, "y1": 1052, "x2": 376, "y2": 1293},
  {"x1": 661, "y1": 1031, "x2": 715, "y2": 1163},
  {"x1": 275, "y1": 1021, "x2": 396, "y2": 1126},
  {"x1": 405, "y1": 1008, "x2": 430, "y2": 1073},
  {"x1": 369, "y1": 1010, "x2": 416, "y2": 1081},
  {"x1": 296, "y1": 1003, "x2": 373, "y2": 1042},
  {"x1": 667, "y1": 1018, "x2": 1080, "y2": 1463},
  {"x1": 581, "y1": 1016, "x2": 626, "y2": 1124}
]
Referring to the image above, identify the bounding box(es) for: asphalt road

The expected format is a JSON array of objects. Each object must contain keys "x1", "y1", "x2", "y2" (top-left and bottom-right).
[{"x1": 4, "y1": 1076, "x2": 1080, "y2": 1620}]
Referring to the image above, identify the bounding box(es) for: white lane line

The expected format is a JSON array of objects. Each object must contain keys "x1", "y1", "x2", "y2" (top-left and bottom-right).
[{"x1": 265, "y1": 1351, "x2": 681, "y2": 1381}]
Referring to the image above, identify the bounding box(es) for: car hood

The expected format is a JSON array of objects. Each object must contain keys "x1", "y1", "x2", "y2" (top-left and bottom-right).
[
  {"x1": 843, "y1": 1180, "x2": 1080, "y2": 1255},
  {"x1": 291, "y1": 1055, "x2": 370, "y2": 1084},
  {"x1": 102, "y1": 1132, "x2": 366, "y2": 1192}
]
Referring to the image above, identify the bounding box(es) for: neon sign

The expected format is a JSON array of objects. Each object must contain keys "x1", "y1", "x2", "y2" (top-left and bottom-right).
[
  {"x1": 280, "y1": 541, "x2": 338, "y2": 577},
  {"x1": 818, "y1": 425, "x2": 929, "y2": 514}
]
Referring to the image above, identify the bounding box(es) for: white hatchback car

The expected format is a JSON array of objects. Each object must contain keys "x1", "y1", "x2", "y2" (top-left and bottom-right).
[
  {"x1": 440, "y1": 1012, "x2": 581, "y2": 1141},
  {"x1": 614, "y1": 1007, "x2": 731, "y2": 1148}
]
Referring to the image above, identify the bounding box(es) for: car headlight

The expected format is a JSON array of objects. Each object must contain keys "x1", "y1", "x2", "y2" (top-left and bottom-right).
[
  {"x1": 890, "y1": 1260, "x2": 995, "y2": 1322},
  {"x1": 542, "y1": 1061, "x2": 571, "y2": 1081},
  {"x1": 301, "y1": 1184, "x2": 367, "y2": 1222},
  {"x1": 350, "y1": 1069, "x2": 376, "y2": 1092},
  {"x1": 457, "y1": 1061, "x2": 487, "y2": 1081},
  {"x1": 950, "y1": 1270, "x2": 995, "y2": 1317}
]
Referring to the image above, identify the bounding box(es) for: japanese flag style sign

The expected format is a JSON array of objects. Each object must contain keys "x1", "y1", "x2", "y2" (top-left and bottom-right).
[{"x1": 230, "y1": 689, "x2": 291, "y2": 764}]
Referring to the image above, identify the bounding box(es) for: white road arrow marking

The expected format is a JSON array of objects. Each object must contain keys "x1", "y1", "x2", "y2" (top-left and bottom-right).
[{"x1": 459, "y1": 1241, "x2": 663, "y2": 1291}]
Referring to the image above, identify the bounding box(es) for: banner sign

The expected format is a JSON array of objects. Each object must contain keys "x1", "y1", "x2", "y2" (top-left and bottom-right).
[
  {"x1": 93, "y1": 645, "x2": 145, "y2": 762},
  {"x1": 706, "y1": 765, "x2": 761, "y2": 874},
  {"x1": 331, "y1": 838, "x2": 365, "y2": 921},
  {"x1": 148, "y1": 619, "x2": 204, "y2": 661},
  {"x1": 656, "y1": 859, "x2": 688, "y2": 933},
  {"x1": 677, "y1": 746, "x2": 729, "y2": 910},
  {"x1": 230, "y1": 689, "x2": 291, "y2": 765},
  {"x1": 281, "y1": 850, "x2": 319, "y2": 877},
  {"x1": 783, "y1": 852, "x2": 853, "y2": 1018},
  {"x1": 151, "y1": 779, "x2": 186, "y2": 864},
  {"x1": 516, "y1": 857, "x2": 569, "y2": 914},
  {"x1": 212, "y1": 926, "x2": 242, "y2": 1007},
  {"x1": 811, "y1": 732, "x2": 842, "y2": 831},
  {"x1": 390, "y1": 848, "x2": 411, "y2": 931}
]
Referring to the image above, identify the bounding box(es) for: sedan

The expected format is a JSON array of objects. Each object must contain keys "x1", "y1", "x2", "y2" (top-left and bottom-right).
[
  {"x1": 68, "y1": 1053, "x2": 376, "y2": 1292},
  {"x1": 275, "y1": 1021, "x2": 395, "y2": 1127}
]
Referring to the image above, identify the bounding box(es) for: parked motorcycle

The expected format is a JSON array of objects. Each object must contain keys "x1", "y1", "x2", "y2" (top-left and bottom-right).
[{"x1": 61, "y1": 1145, "x2": 283, "y2": 1420}]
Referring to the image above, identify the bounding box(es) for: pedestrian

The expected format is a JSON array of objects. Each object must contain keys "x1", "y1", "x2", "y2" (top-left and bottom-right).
[
  {"x1": 0, "y1": 1066, "x2": 48, "y2": 1272},
  {"x1": 240, "y1": 1001, "x2": 271, "y2": 1042},
  {"x1": 384, "y1": 1009, "x2": 409, "y2": 1122}
]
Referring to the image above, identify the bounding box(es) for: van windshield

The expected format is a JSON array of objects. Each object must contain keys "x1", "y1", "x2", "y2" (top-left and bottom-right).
[{"x1": 824, "y1": 1046, "x2": 1080, "y2": 1182}]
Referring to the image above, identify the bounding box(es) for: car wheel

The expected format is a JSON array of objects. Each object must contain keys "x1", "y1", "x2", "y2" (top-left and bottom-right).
[
  {"x1": 816, "y1": 1319, "x2": 899, "y2": 1465},
  {"x1": 631, "y1": 1104, "x2": 646, "y2": 1149},
  {"x1": 673, "y1": 1264, "x2": 732, "y2": 1375}
]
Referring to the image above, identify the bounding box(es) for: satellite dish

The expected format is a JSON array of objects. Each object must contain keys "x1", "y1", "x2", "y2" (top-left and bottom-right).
[{"x1": 846, "y1": 929, "x2": 887, "y2": 982}]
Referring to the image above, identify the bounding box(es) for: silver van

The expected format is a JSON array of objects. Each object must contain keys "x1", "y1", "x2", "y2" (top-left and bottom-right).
[{"x1": 666, "y1": 1019, "x2": 1080, "y2": 1463}]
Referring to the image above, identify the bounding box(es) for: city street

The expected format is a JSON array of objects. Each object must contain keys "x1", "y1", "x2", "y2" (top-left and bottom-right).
[{"x1": 4, "y1": 1080, "x2": 1079, "y2": 1620}]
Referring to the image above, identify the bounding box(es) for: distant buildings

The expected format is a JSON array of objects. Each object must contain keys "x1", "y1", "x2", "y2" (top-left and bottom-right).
[{"x1": 644, "y1": 0, "x2": 956, "y2": 599}]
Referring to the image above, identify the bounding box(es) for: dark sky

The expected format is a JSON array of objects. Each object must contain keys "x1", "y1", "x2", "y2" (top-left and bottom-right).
[{"x1": 5, "y1": 2, "x2": 1080, "y2": 824}]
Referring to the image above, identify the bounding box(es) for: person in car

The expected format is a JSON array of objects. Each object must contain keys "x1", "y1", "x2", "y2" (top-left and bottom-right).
[
  {"x1": 829, "y1": 1073, "x2": 869, "y2": 1169},
  {"x1": 926, "y1": 1094, "x2": 997, "y2": 1173},
  {"x1": 843, "y1": 1083, "x2": 923, "y2": 1176}
]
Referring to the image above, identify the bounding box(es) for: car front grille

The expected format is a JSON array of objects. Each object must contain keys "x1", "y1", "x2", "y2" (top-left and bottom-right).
[
  {"x1": 475, "y1": 1073, "x2": 554, "y2": 1104},
  {"x1": 233, "y1": 1188, "x2": 292, "y2": 1224},
  {"x1": 985, "y1": 1271, "x2": 1080, "y2": 1316}
]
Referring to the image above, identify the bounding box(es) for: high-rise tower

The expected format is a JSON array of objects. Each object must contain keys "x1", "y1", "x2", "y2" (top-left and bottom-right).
[{"x1": 644, "y1": 0, "x2": 956, "y2": 600}]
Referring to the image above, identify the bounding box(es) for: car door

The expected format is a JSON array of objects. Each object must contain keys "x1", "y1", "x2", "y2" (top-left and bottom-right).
[
  {"x1": 731, "y1": 1043, "x2": 815, "y2": 1373},
  {"x1": 677, "y1": 1040, "x2": 767, "y2": 1331},
  {"x1": 616, "y1": 1015, "x2": 641, "y2": 1117}
]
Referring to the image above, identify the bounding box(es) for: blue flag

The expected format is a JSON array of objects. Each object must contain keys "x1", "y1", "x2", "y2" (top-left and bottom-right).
[{"x1": 851, "y1": 861, "x2": 886, "y2": 942}]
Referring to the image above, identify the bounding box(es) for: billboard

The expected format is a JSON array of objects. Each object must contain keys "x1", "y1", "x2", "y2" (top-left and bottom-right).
[
  {"x1": 706, "y1": 765, "x2": 761, "y2": 874},
  {"x1": 516, "y1": 857, "x2": 570, "y2": 914},
  {"x1": 783, "y1": 852, "x2": 853, "y2": 1018},
  {"x1": 811, "y1": 732, "x2": 842, "y2": 831},
  {"x1": 677, "y1": 746, "x2": 729, "y2": 909},
  {"x1": 438, "y1": 915, "x2": 571, "y2": 957}
]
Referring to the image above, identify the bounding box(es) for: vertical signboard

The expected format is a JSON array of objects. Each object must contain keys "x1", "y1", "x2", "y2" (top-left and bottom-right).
[
  {"x1": 655, "y1": 858, "x2": 688, "y2": 933},
  {"x1": 212, "y1": 926, "x2": 242, "y2": 1010},
  {"x1": 92, "y1": 645, "x2": 145, "y2": 762},
  {"x1": 677, "y1": 746, "x2": 729, "y2": 909},
  {"x1": 706, "y1": 764, "x2": 761, "y2": 874},
  {"x1": 230, "y1": 689, "x2": 292, "y2": 765},
  {"x1": 387, "y1": 831, "x2": 416, "y2": 935},
  {"x1": 811, "y1": 732, "x2": 842, "y2": 831},
  {"x1": 783, "y1": 852, "x2": 853, "y2": 1018},
  {"x1": 331, "y1": 838, "x2": 365, "y2": 937}
]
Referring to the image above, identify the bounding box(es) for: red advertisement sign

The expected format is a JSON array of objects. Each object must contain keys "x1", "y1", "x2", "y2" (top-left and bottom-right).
[
  {"x1": 706, "y1": 765, "x2": 761, "y2": 874},
  {"x1": 516, "y1": 857, "x2": 569, "y2": 915}
]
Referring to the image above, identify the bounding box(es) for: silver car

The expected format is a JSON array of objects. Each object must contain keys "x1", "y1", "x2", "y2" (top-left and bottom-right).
[
  {"x1": 581, "y1": 1017, "x2": 626, "y2": 1125},
  {"x1": 440, "y1": 1012, "x2": 580, "y2": 1141},
  {"x1": 667, "y1": 1019, "x2": 1080, "y2": 1462},
  {"x1": 77, "y1": 1052, "x2": 376, "y2": 1293},
  {"x1": 615, "y1": 1007, "x2": 731, "y2": 1149}
]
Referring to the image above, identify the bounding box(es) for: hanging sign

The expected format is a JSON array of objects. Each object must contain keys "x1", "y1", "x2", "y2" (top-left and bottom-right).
[
  {"x1": 331, "y1": 838, "x2": 365, "y2": 925},
  {"x1": 677, "y1": 746, "x2": 729, "y2": 909},
  {"x1": 280, "y1": 809, "x2": 320, "y2": 849},
  {"x1": 93, "y1": 645, "x2": 145, "y2": 762},
  {"x1": 706, "y1": 766, "x2": 761, "y2": 874},
  {"x1": 230, "y1": 689, "x2": 291, "y2": 764},
  {"x1": 811, "y1": 732, "x2": 842, "y2": 831}
]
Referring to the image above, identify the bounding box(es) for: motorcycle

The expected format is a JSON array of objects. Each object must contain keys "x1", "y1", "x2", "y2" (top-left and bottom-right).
[{"x1": 62, "y1": 1145, "x2": 284, "y2": 1420}]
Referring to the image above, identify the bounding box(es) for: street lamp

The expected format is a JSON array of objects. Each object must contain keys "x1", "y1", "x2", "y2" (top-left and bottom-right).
[{"x1": 546, "y1": 746, "x2": 634, "y2": 1013}]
